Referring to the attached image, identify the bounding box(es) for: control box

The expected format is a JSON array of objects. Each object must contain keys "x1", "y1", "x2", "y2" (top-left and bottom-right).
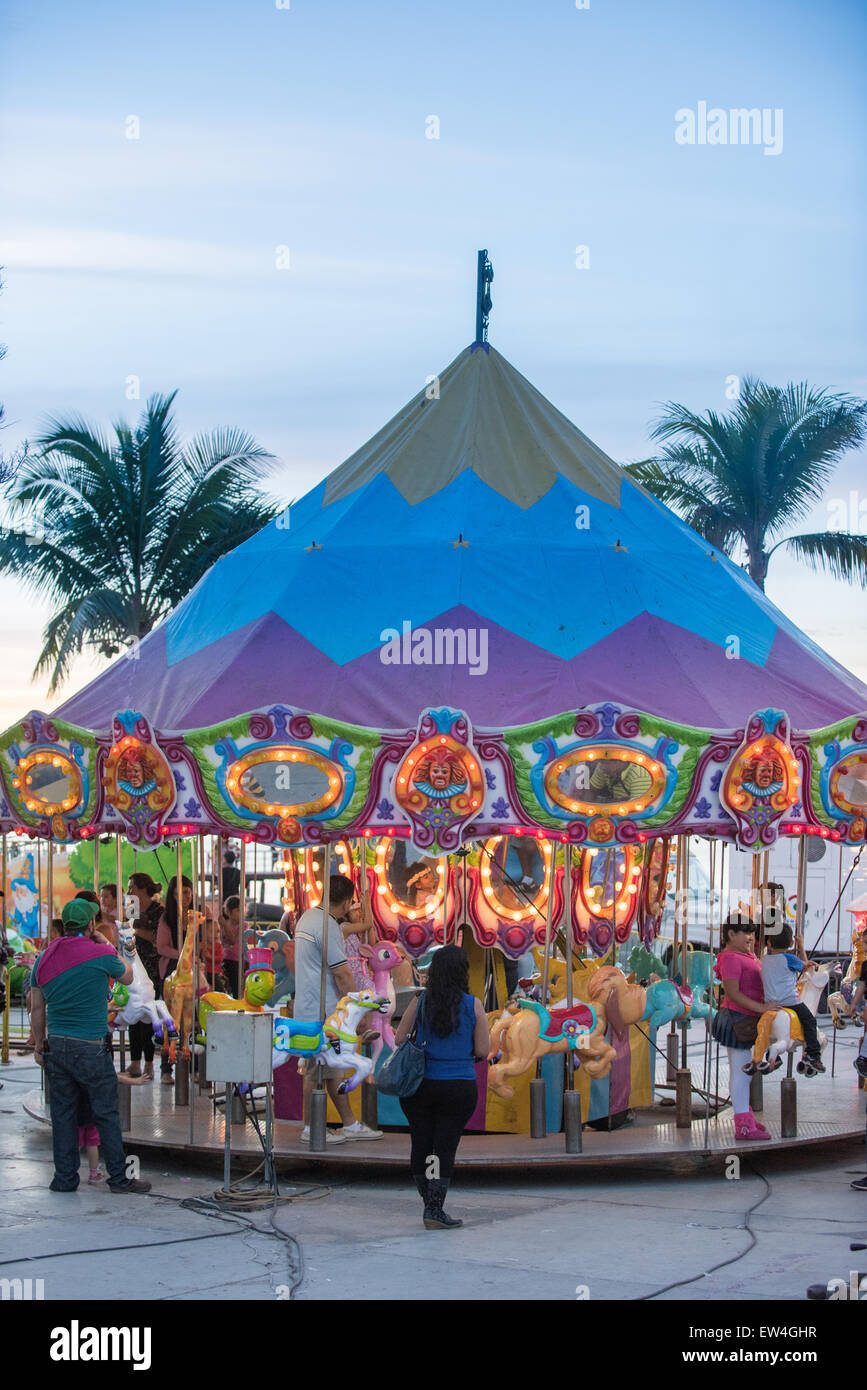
[{"x1": 206, "y1": 1011, "x2": 273, "y2": 1083}]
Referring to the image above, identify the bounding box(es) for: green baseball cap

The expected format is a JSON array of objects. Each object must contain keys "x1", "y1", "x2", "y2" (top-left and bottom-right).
[{"x1": 61, "y1": 899, "x2": 100, "y2": 931}]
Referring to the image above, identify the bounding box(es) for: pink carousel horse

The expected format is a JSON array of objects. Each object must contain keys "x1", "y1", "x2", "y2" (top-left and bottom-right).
[{"x1": 358, "y1": 939, "x2": 405, "y2": 1061}]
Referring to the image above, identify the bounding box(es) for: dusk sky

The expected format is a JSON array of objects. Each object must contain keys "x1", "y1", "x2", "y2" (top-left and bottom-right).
[{"x1": 1, "y1": 0, "x2": 865, "y2": 728}]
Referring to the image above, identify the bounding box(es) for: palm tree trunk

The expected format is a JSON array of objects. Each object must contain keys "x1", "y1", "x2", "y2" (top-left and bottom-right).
[{"x1": 747, "y1": 549, "x2": 769, "y2": 591}]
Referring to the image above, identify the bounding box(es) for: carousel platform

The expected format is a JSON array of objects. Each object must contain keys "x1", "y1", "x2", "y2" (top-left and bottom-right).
[{"x1": 21, "y1": 1065, "x2": 866, "y2": 1171}]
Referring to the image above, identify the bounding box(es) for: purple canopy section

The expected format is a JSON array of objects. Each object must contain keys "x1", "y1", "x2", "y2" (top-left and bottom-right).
[{"x1": 58, "y1": 603, "x2": 867, "y2": 734}]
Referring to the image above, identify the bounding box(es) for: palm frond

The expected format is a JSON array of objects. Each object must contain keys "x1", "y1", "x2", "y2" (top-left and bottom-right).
[{"x1": 772, "y1": 531, "x2": 867, "y2": 586}]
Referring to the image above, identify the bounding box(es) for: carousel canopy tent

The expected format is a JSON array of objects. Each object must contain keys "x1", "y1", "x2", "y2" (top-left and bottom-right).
[{"x1": 58, "y1": 342, "x2": 867, "y2": 735}]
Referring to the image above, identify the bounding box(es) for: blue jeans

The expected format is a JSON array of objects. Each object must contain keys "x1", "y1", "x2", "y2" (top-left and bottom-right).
[{"x1": 44, "y1": 1035, "x2": 128, "y2": 1189}]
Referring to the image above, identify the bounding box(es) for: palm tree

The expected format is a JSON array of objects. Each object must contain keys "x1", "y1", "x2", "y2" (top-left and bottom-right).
[
  {"x1": 624, "y1": 378, "x2": 867, "y2": 591},
  {"x1": 0, "y1": 391, "x2": 279, "y2": 692}
]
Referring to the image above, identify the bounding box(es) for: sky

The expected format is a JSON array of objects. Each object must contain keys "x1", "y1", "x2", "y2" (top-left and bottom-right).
[{"x1": 0, "y1": 0, "x2": 865, "y2": 729}]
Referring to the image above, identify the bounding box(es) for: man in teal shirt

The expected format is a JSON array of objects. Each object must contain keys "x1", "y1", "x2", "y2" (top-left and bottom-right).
[{"x1": 30, "y1": 898, "x2": 151, "y2": 1193}]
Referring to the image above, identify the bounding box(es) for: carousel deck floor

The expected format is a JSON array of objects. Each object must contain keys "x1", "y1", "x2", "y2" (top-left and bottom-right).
[{"x1": 21, "y1": 1068, "x2": 866, "y2": 1171}]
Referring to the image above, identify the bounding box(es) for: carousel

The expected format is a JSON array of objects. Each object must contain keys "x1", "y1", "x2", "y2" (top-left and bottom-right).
[{"x1": 7, "y1": 257, "x2": 867, "y2": 1167}]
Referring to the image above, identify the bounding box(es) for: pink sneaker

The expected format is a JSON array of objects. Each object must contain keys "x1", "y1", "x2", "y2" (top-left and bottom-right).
[
  {"x1": 749, "y1": 1108, "x2": 770, "y2": 1136},
  {"x1": 88, "y1": 1170, "x2": 105, "y2": 1184},
  {"x1": 734, "y1": 1112, "x2": 771, "y2": 1140}
]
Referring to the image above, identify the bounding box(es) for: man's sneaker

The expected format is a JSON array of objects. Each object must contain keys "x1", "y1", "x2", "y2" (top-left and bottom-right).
[
  {"x1": 339, "y1": 1121, "x2": 384, "y2": 1141},
  {"x1": 299, "y1": 1126, "x2": 347, "y2": 1145},
  {"x1": 854, "y1": 1056, "x2": 867, "y2": 1079},
  {"x1": 108, "y1": 1178, "x2": 152, "y2": 1194},
  {"x1": 850, "y1": 1174, "x2": 867, "y2": 1191},
  {"x1": 805, "y1": 1055, "x2": 826, "y2": 1073}
]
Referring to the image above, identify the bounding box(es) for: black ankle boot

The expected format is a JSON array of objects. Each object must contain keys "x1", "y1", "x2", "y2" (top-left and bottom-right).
[{"x1": 423, "y1": 1179, "x2": 463, "y2": 1230}]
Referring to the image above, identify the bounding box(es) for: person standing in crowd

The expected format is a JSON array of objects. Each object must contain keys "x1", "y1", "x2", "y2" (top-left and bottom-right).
[
  {"x1": 393, "y1": 944, "x2": 489, "y2": 1230},
  {"x1": 118, "y1": 873, "x2": 163, "y2": 1082},
  {"x1": 221, "y1": 844, "x2": 241, "y2": 899},
  {"x1": 156, "y1": 875, "x2": 192, "y2": 1083},
  {"x1": 712, "y1": 913, "x2": 775, "y2": 1141},
  {"x1": 293, "y1": 874, "x2": 383, "y2": 1145},
  {"x1": 74, "y1": 889, "x2": 116, "y2": 948},
  {"x1": 99, "y1": 882, "x2": 120, "y2": 946},
  {"x1": 220, "y1": 895, "x2": 242, "y2": 997},
  {"x1": 28, "y1": 898, "x2": 151, "y2": 1193}
]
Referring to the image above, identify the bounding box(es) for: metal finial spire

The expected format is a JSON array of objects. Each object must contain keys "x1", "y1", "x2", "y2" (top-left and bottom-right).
[{"x1": 474, "y1": 249, "x2": 494, "y2": 344}]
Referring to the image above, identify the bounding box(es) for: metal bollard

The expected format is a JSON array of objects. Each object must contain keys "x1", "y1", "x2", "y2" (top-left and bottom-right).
[
  {"x1": 117, "y1": 1079, "x2": 132, "y2": 1132},
  {"x1": 749, "y1": 1071, "x2": 763, "y2": 1113},
  {"x1": 174, "y1": 1057, "x2": 190, "y2": 1107},
  {"x1": 563, "y1": 1089, "x2": 582, "y2": 1153},
  {"x1": 309, "y1": 1086, "x2": 327, "y2": 1152},
  {"x1": 666, "y1": 1032, "x2": 678, "y2": 1084},
  {"x1": 529, "y1": 1078, "x2": 547, "y2": 1138},
  {"x1": 675, "y1": 1068, "x2": 692, "y2": 1128},
  {"x1": 231, "y1": 1090, "x2": 246, "y2": 1125},
  {"x1": 780, "y1": 1077, "x2": 797, "y2": 1137},
  {"x1": 197, "y1": 1050, "x2": 208, "y2": 1091}
]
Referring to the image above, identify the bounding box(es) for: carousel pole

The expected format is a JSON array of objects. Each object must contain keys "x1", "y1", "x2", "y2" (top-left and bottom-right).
[
  {"x1": 532, "y1": 839, "x2": 558, "y2": 1139},
  {"x1": 794, "y1": 834, "x2": 808, "y2": 958},
  {"x1": 93, "y1": 834, "x2": 99, "y2": 897},
  {"x1": 47, "y1": 835, "x2": 54, "y2": 933},
  {"x1": 1, "y1": 834, "x2": 9, "y2": 1065},
  {"x1": 562, "y1": 841, "x2": 582, "y2": 1152},
  {"x1": 190, "y1": 835, "x2": 199, "y2": 1141},
  {"x1": 702, "y1": 838, "x2": 717, "y2": 1146},
  {"x1": 36, "y1": 838, "x2": 42, "y2": 944},
  {"x1": 675, "y1": 836, "x2": 692, "y2": 1127},
  {"x1": 114, "y1": 833, "x2": 124, "y2": 1073},
  {"x1": 442, "y1": 854, "x2": 449, "y2": 946},
  {"x1": 310, "y1": 842, "x2": 333, "y2": 1151},
  {"x1": 666, "y1": 838, "x2": 682, "y2": 1085},
  {"x1": 174, "y1": 836, "x2": 189, "y2": 1106},
  {"x1": 832, "y1": 842, "x2": 843, "y2": 1078},
  {"x1": 232, "y1": 839, "x2": 247, "y2": 1125}
]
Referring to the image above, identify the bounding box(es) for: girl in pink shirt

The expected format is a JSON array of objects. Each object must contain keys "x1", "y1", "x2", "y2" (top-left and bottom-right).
[{"x1": 713, "y1": 914, "x2": 771, "y2": 1140}]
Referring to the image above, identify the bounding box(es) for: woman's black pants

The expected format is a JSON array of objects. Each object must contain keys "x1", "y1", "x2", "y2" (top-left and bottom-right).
[{"x1": 400, "y1": 1079, "x2": 477, "y2": 1184}]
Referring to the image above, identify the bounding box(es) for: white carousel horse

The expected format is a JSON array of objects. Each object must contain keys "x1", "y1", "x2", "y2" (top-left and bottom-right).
[
  {"x1": 110, "y1": 920, "x2": 179, "y2": 1054},
  {"x1": 745, "y1": 964, "x2": 833, "y2": 1078},
  {"x1": 272, "y1": 990, "x2": 389, "y2": 1093}
]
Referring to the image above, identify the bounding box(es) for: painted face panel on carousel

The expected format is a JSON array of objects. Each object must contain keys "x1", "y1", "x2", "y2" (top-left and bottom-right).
[{"x1": 722, "y1": 712, "x2": 800, "y2": 848}]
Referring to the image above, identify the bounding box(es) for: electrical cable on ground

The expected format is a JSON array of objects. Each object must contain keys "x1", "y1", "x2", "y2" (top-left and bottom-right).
[{"x1": 636, "y1": 1157, "x2": 773, "y2": 1300}]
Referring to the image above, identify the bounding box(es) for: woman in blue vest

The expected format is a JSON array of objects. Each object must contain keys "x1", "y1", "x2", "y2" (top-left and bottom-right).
[{"x1": 394, "y1": 945, "x2": 490, "y2": 1230}]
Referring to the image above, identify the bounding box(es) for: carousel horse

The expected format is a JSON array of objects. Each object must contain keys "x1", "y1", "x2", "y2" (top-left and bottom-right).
[
  {"x1": 487, "y1": 965, "x2": 645, "y2": 1099},
  {"x1": 743, "y1": 964, "x2": 833, "y2": 1078},
  {"x1": 628, "y1": 943, "x2": 668, "y2": 984},
  {"x1": 272, "y1": 990, "x2": 389, "y2": 1093},
  {"x1": 109, "y1": 921, "x2": 178, "y2": 1063},
  {"x1": 196, "y1": 963, "x2": 277, "y2": 1043},
  {"x1": 357, "y1": 939, "x2": 404, "y2": 1060},
  {"x1": 827, "y1": 979, "x2": 857, "y2": 1028},
  {"x1": 162, "y1": 915, "x2": 200, "y2": 1062}
]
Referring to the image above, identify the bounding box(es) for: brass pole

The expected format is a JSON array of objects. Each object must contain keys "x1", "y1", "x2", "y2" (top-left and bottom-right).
[
  {"x1": 317, "y1": 843, "x2": 334, "y2": 1023},
  {"x1": 1, "y1": 833, "x2": 9, "y2": 1064},
  {"x1": 794, "y1": 834, "x2": 807, "y2": 957},
  {"x1": 190, "y1": 834, "x2": 198, "y2": 1144},
  {"x1": 239, "y1": 840, "x2": 247, "y2": 989},
  {"x1": 47, "y1": 836, "x2": 54, "y2": 934},
  {"x1": 539, "y1": 840, "x2": 558, "y2": 1007}
]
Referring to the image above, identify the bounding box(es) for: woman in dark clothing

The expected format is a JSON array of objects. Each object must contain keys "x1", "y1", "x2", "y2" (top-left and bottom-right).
[
  {"x1": 394, "y1": 945, "x2": 490, "y2": 1231},
  {"x1": 119, "y1": 873, "x2": 163, "y2": 1081}
]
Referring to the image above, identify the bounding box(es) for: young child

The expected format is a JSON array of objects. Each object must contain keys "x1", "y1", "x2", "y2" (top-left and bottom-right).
[
  {"x1": 755, "y1": 925, "x2": 825, "y2": 1073},
  {"x1": 79, "y1": 1120, "x2": 104, "y2": 1184}
]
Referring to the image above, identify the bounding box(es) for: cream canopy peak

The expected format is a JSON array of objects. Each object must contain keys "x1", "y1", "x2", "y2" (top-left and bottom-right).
[{"x1": 323, "y1": 343, "x2": 624, "y2": 511}]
